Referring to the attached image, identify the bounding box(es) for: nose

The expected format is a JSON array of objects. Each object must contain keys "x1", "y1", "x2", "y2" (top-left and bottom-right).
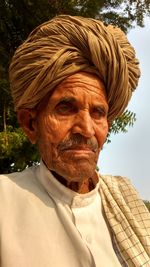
[{"x1": 71, "y1": 110, "x2": 95, "y2": 138}]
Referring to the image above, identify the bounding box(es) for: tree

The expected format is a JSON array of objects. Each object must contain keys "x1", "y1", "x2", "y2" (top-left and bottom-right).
[
  {"x1": 144, "y1": 201, "x2": 150, "y2": 212},
  {"x1": 0, "y1": 0, "x2": 150, "y2": 172}
]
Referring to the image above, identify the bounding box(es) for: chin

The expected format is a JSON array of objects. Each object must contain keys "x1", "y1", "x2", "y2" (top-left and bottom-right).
[{"x1": 57, "y1": 162, "x2": 97, "y2": 182}]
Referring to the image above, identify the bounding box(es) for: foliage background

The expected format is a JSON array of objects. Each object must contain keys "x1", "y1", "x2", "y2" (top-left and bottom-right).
[{"x1": 144, "y1": 201, "x2": 150, "y2": 212}]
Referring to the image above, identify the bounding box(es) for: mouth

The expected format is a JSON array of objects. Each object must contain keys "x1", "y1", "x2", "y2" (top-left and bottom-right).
[{"x1": 62, "y1": 145, "x2": 96, "y2": 153}]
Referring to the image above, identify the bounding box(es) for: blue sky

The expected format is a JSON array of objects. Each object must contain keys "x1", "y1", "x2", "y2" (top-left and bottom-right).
[{"x1": 98, "y1": 17, "x2": 150, "y2": 200}]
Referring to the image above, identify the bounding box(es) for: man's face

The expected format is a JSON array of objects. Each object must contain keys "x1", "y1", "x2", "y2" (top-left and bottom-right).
[{"x1": 29, "y1": 72, "x2": 108, "y2": 182}]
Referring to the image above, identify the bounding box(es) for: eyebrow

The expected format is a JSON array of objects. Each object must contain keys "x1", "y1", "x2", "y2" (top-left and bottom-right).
[
  {"x1": 94, "y1": 104, "x2": 108, "y2": 112},
  {"x1": 56, "y1": 96, "x2": 108, "y2": 113},
  {"x1": 57, "y1": 97, "x2": 76, "y2": 104}
]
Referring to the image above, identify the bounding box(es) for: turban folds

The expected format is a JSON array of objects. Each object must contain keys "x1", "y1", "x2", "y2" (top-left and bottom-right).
[{"x1": 9, "y1": 15, "x2": 140, "y2": 121}]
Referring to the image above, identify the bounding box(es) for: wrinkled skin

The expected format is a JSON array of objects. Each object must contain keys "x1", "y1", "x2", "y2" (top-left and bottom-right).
[{"x1": 18, "y1": 72, "x2": 109, "y2": 193}]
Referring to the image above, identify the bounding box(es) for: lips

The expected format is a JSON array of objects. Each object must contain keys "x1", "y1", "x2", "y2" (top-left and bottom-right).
[{"x1": 62, "y1": 145, "x2": 95, "y2": 152}]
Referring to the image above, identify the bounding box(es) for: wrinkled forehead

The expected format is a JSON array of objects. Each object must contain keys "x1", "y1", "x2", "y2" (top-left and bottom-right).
[
  {"x1": 36, "y1": 72, "x2": 108, "y2": 113},
  {"x1": 52, "y1": 72, "x2": 107, "y2": 97}
]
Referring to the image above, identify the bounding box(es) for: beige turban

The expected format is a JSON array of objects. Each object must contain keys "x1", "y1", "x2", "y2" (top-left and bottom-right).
[{"x1": 9, "y1": 15, "x2": 140, "y2": 122}]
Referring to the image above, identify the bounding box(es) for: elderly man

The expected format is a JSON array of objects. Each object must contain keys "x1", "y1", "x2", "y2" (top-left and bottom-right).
[{"x1": 0, "y1": 15, "x2": 150, "y2": 267}]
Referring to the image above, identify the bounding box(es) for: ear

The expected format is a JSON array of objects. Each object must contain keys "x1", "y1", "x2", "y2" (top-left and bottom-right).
[{"x1": 17, "y1": 109, "x2": 38, "y2": 144}]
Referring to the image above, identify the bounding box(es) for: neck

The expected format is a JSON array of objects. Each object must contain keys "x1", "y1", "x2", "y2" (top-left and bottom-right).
[{"x1": 51, "y1": 171, "x2": 98, "y2": 193}]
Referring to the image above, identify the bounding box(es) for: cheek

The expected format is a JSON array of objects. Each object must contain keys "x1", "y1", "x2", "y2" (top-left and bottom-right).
[
  {"x1": 38, "y1": 115, "x2": 71, "y2": 144},
  {"x1": 95, "y1": 121, "x2": 108, "y2": 147}
]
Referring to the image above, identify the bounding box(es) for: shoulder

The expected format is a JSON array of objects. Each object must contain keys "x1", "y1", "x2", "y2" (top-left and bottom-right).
[
  {"x1": 0, "y1": 165, "x2": 52, "y2": 219},
  {"x1": 99, "y1": 174, "x2": 139, "y2": 196},
  {"x1": 0, "y1": 166, "x2": 35, "y2": 180},
  {"x1": 0, "y1": 165, "x2": 37, "y2": 185},
  {"x1": 0, "y1": 165, "x2": 42, "y2": 200},
  {"x1": 99, "y1": 173, "x2": 150, "y2": 217}
]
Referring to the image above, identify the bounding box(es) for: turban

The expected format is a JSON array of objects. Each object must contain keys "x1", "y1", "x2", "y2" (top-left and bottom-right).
[{"x1": 9, "y1": 15, "x2": 140, "y2": 122}]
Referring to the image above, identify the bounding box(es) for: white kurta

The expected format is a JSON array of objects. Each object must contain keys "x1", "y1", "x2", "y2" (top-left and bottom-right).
[{"x1": 0, "y1": 161, "x2": 122, "y2": 267}]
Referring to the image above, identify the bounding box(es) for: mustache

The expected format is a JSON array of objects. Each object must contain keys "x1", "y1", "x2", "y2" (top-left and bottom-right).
[{"x1": 57, "y1": 134, "x2": 99, "y2": 152}]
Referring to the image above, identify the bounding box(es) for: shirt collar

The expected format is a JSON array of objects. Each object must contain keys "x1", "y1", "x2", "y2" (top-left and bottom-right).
[{"x1": 36, "y1": 160, "x2": 100, "y2": 207}]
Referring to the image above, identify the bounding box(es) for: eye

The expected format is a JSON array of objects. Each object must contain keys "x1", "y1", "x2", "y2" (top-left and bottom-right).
[
  {"x1": 91, "y1": 107, "x2": 107, "y2": 120},
  {"x1": 55, "y1": 101, "x2": 77, "y2": 115}
]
